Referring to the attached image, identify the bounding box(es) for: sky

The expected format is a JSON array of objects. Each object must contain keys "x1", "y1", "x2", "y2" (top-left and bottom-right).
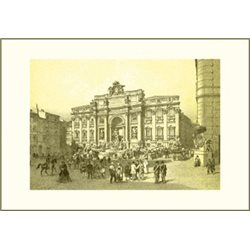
[{"x1": 30, "y1": 59, "x2": 197, "y2": 121}]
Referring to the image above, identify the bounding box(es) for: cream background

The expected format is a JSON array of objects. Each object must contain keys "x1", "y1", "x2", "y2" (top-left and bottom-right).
[{"x1": 2, "y1": 40, "x2": 249, "y2": 210}]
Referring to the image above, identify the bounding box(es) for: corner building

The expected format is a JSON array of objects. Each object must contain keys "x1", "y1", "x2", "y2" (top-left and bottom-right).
[
  {"x1": 195, "y1": 59, "x2": 220, "y2": 162},
  {"x1": 71, "y1": 81, "x2": 193, "y2": 148}
]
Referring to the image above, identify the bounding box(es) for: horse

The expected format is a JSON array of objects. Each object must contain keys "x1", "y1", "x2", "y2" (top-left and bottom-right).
[{"x1": 36, "y1": 162, "x2": 49, "y2": 176}]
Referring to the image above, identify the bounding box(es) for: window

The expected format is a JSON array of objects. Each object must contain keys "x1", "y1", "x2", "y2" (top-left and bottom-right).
[
  {"x1": 168, "y1": 126, "x2": 175, "y2": 137},
  {"x1": 156, "y1": 109, "x2": 163, "y2": 123},
  {"x1": 90, "y1": 118, "x2": 94, "y2": 127},
  {"x1": 146, "y1": 110, "x2": 152, "y2": 118},
  {"x1": 131, "y1": 113, "x2": 137, "y2": 123},
  {"x1": 145, "y1": 127, "x2": 152, "y2": 140},
  {"x1": 156, "y1": 127, "x2": 163, "y2": 136},
  {"x1": 82, "y1": 118, "x2": 87, "y2": 127},
  {"x1": 156, "y1": 109, "x2": 163, "y2": 118},
  {"x1": 75, "y1": 130, "x2": 79, "y2": 139},
  {"x1": 90, "y1": 130, "x2": 94, "y2": 140},
  {"x1": 74, "y1": 121, "x2": 80, "y2": 128},
  {"x1": 99, "y1": 117, "x2": 104, "y2": 124},
  {"x1": 168, "y1": 109, "x2": 175, "y2": 116},
  {"x1": 156, "y1": 127, "x2": 163, "y2": 140},
  {"x1": 82, "y1": 130, "x2": 87, "y2": 140}
]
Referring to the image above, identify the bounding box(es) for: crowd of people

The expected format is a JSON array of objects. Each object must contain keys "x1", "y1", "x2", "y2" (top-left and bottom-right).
[{"x1": 33, "y1": 143, "x2": 216, "y2": 185}]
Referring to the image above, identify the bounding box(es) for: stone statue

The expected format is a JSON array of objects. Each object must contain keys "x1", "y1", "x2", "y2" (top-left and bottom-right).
[
  {"x1": 124, "y1": 95, "x2": 130, "y2": 104},
  {"x1": 108, "y1": 81, "x2": 125, "y2": 96},
  {"x1": 192, "y1": 125, "x2": 208, "y2": 150},
  {"x1": 104, "y1": 97, "x2": 109, "y2": 106}
]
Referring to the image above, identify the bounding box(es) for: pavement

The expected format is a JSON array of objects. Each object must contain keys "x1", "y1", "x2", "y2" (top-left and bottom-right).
[{"x1": 30, "y1": 158, "x2": 220, "y2": 190}]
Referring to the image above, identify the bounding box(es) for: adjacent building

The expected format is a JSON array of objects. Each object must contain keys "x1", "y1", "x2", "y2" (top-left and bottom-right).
[
  {"x1": 195, "y1": 59, "x2": 220, "y2": 162},
  {"x1": 30, "y1": 106, "x2": 68, "y2": 157},
  {"x1": 71, "y1": 81, "x2": 193, "y2": 149}
]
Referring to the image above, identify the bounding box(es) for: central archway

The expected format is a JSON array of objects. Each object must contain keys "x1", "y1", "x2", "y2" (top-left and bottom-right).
[{"x1": 110, "y1": 116, "x2": 125, "y2": 144}]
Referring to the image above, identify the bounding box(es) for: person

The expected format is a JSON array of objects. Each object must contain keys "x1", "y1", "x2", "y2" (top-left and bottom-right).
[
  {"x1": 116, "y1": 163, "x2": 123, "y2": 182},
  {"x1": 153, "y1": 161, "x2": 160, "y2": 184},
  {"x1": 134, "y1": 161, "x2": 140, "y2": 180},
  {"x1": 51, "y1": 157, "x2": 57, "y2": 175},
  {"x1": 160, "y1": 161, "x2": 167, "y2": 183},
  {"x1": 79, "y1": 160, "x2": 87, "y2": 178},
  {"x1": 139, "y1": 161, "x2": 144, "y2": 180},
  {"x1": 194, "y1": 155, "x2": 201, "y2": 167},
  {"x1": 86, "y1": 161, "x2": 93, "y2": 179},
  {"x1": 100, "y1": 165, "x2": 106, "y2": 178},
  {"x1": 109, "y1": 162, "x2": 116, "y2": 183},
  {"x1": 124, "y1": 162, "x2": 131, "y2": 181},
  {"x1": 58, "y1": 161, "x2": 72, "y2": 183},
  {"x1": 46, "y1": 154, "x2": 51, "y2": 164},
  {"x1": 207, "y1": 158, "x2": 215, "y2": 175},
  {"x1": 143, "y1": 158, "x2": 149, "y2": 174},
  {"x1": 131, "y1": 161, "x2": 137, "y2": 180}
]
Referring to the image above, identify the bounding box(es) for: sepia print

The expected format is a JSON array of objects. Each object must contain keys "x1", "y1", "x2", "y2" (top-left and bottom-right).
[{"x1": 30, "y1": 59, "x2": 220, "y2": 190}]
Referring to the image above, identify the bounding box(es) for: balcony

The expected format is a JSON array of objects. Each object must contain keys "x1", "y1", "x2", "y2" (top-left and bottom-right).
[
  {"x1": 156, "y1": 135, "x2": 164, "y2": 141},
  {"x1": 145, "y1": 135, "x2": 152, "y2": 141},
  {"x1": 156, "y1": 117, "x2": 163, "y2": 123}
]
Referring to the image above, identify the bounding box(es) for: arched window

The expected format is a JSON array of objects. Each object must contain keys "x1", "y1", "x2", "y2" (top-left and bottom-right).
[{"x1": 82, "y1": 130, "x2": 87, "y2": 140}]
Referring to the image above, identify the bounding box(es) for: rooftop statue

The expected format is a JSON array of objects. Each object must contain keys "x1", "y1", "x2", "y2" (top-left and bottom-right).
[{"x1": 108, "y1": 81, "x2": 125, "y2": 96}]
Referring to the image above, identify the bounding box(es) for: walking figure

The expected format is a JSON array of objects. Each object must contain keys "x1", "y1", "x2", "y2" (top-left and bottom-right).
[
  {"x1": 153, "y1": 161, "x2": 160, "y2": 184},
  {"x1": 160, "y1": 161, "x2": 167, "y2": 183},
  {"x1": 207, "y1": 158, "x2": 215, "y2": 175}
]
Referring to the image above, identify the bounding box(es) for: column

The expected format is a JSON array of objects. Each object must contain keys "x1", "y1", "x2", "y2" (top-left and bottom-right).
[
  {"x1": 137, "y1": 112, "x2": 141, "y2": 141},
  {"x1": 163, "y1": 112, "x2": 167, "y2": 140},
  {"x1": 86, "y1": 118, "x2": 90, "y2": 142},
  {"x1": 94, "y1": 117, "x2": 97, "y2": 144},
  {"x1": 175, "y1": 111, "x2": 180, "y2": 137},
  {"x1": 104, "y1": 116, "x2": 107, "y2": 142},
  {"x1": 79, "y1": 118, "x2": 82, "y2": 144},
  {"x1": 152, "y1": 112, "x2": 156, "y2": 141},
  {"x1": 126, "y1": 112, "x2": 130, "y2": 148}
]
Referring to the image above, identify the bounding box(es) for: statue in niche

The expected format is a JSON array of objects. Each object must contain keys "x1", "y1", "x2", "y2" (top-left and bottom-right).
[
  {"x1": 192, "y1": 125, "x2": 212, "y2": 150},
  {"x1": 124, "y1": 95, "x2": 130, "y2": 104}
]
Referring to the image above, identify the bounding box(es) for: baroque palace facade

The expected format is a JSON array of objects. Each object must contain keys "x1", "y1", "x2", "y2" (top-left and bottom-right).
[{"x1": 71, "y1": 81, "x2": 193, "y2": 149}]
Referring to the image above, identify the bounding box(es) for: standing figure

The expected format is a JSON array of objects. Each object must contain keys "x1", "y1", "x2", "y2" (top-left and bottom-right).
[
  {"x1": 160, "y1": 161, "x2": 167, "y2": 183},
  {"x1": 143, "y1": 158, "x2": 149, "y2": 174},
  {"x1": 134, "y1": 161, "x2": 140, "y2": 180},
  {"x1": 194, "y1": 155, "x2": 201, "y2": 167},
  {"x1": 138, "y1": 161, "x2": 144, "y2": 180},
  {"x1": 206, "y1": 158, "x2": 215, "y2": 175},
  {"x1": 124, "y1": 162, "x2": 131, "y2": 181},
  {"x1": 51, "y1": 157, "x2": 57, "y2": 175},
  {"x1": 116, "y1": 163, "x2": 123, "y2": 182},
  {"x1": 109, "y1": 162, "x2": 116, "y2": 183},
  {"x1": 131, "y1": 161, "x2": 137, "y2": 180},
  {"x1": 87, "y1": 161, "x2": 93, "y2": 179},
  {"x1": 58, "y1": 162, "x2": 72, "y2": 183},
  {"x1": 153, "y1": 161, "x2": 160, "y2": 184}
]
